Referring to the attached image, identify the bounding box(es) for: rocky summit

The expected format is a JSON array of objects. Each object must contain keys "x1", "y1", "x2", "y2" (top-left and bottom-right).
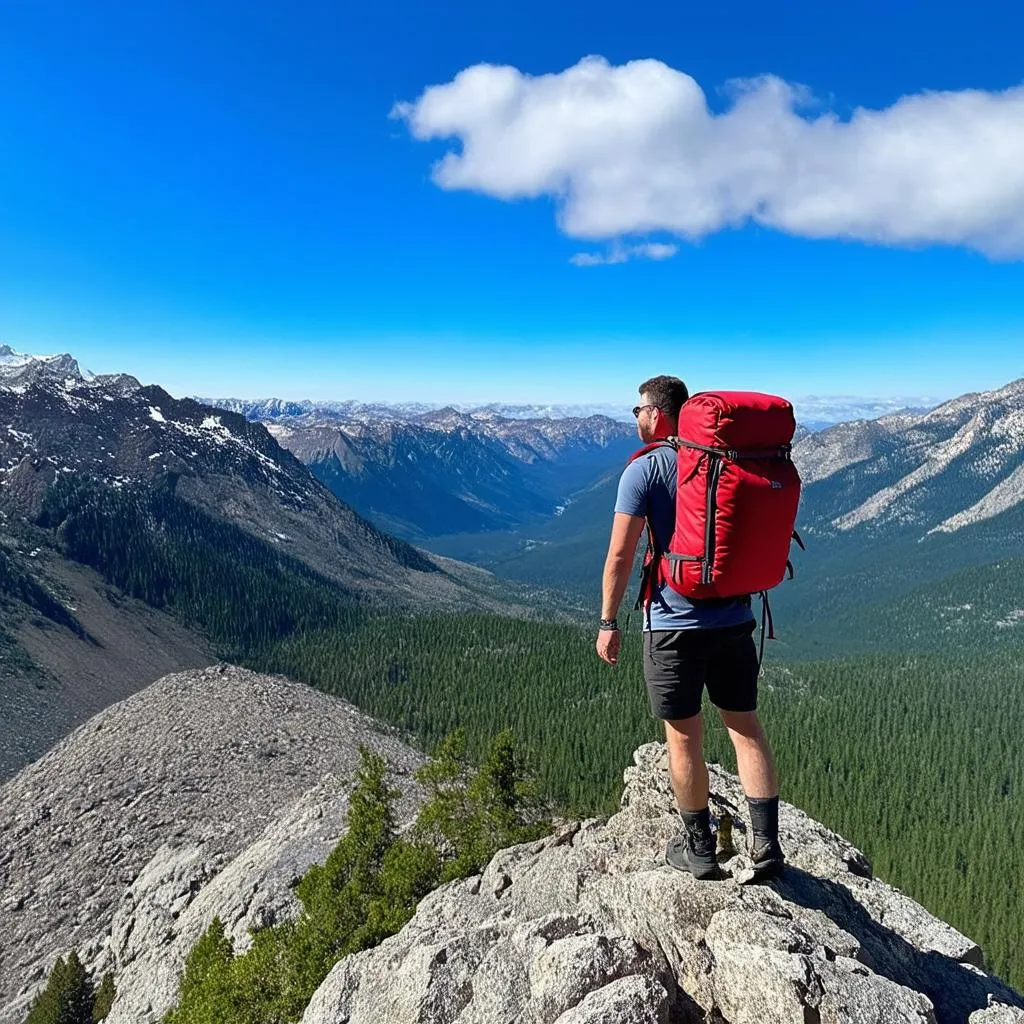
[
  {"x1": 1, "y1": 666, "x2": 1022, "y2": 1024},
  {"x1": 0, "y1": 665, "x2": 427, "y2": 1024},
  {"x1": 297, "y1": 745, "x2": 1023, "y2": 1024}
]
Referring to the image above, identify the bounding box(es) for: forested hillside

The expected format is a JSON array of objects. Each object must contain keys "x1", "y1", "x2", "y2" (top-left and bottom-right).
[
  {"x1": 252, "y1": 611, "x2": 1024, "y2": 990},
  {"x1": 35, "y1": 474, "x2": 365, "y2": 652},
  {"x1": 448, "y1": 472, "x2": 1024, "y2": 658}
]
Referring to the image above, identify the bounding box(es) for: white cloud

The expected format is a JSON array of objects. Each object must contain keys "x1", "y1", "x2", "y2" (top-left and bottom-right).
[
  {"x1": 568, "y1": 241, "x2": 679, "y2": 266},
  {"x1": 393, "y1": 57, "x2": 1024, "y2": 257}
]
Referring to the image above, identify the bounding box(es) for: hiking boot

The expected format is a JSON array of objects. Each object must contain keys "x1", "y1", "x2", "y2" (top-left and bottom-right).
[
  {"x1": 747, "y1": 838, "x2": 786, "y2": 881},
  {"x1": 666, "y1": 827, "x2": 721, "y2": 880}
]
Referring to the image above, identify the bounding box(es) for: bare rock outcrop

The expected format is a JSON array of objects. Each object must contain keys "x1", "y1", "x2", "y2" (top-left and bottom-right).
[
  {"x1": 300, "y1": 745, "x2": 1023, "y2": 1024},
  {"x1": 3, "y1": 667, "x2": 1023, "y2": 1024},
  {"x1": 0, "y1": 664, "x2": 426, "y2": 1024}
]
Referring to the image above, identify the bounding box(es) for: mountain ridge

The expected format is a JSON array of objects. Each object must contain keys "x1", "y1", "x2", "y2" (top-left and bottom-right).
[
  {"x1": 794, "y1": 377, "x2": 1024, "y2": 537},
  {"x1": 0, "y1": 347, "x2": 548, "y2": 784}
]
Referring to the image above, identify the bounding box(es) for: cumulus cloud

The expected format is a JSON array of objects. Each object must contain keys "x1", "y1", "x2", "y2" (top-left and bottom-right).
[
  {"x1": 392, "y1": 57, "x2": 1024, "y2": 257},
  {"x1": 569, "y1": 241, "x2": 679, "y2": 266}
]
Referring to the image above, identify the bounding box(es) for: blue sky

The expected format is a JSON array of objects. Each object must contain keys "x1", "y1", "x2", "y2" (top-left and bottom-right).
[{"x1": 1, "y1": 0, "x2": 1022, "y2": 405}]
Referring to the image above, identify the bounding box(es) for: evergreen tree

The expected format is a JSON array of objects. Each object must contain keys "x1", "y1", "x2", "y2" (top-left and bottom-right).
[
  {"x1": 162, "y1": 918, "x2": 235, "y2": 1024},
  {"x1": 414, "y1": 728, "x2": 549, "y2": 882},
  {"x1": 26, "y1": 953, "x2": 95, "y2": 1024},
  {"x1": 91, "y1": 975, "x2": 115, "y2": 1022},
  {"x1": 160, "y1": 732, "x2": 553, "y2": 1023}
]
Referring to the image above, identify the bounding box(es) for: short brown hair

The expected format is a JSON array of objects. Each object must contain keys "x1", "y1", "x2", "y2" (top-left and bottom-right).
[{"x1": 639, "y1": 375, "x2": 689, "y2": 418}]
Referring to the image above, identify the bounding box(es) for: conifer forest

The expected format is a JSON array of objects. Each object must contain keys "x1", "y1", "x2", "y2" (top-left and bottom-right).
[{"x1": 15, "y1": 475, "x2": 1024, "y2": 995}]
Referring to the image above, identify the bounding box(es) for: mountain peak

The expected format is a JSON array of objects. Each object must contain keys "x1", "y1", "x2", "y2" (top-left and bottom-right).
[{"x1": 0, "y1": 344, "x2": 95, "y2": 388}]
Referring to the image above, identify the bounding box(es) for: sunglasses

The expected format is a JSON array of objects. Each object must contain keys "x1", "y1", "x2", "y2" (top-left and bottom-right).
[{"x1": 632, "y1": 404, "x2": 659, "y2": 418}]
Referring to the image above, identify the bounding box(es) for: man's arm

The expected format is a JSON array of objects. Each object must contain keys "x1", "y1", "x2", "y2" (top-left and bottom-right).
[
  {"x1": 601, "y1": 512, "x2": 646, "y2": 620},
  {"x1": 596, "y1": 512, "x2": 646, "y2": 666}
]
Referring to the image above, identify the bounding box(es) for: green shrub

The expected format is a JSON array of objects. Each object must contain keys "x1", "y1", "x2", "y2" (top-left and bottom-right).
[{"x1": 162, "y1": 732, "x2": 550, "y2": 1024}]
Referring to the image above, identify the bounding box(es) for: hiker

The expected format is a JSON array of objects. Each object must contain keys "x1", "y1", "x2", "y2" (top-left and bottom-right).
[{"x1": 596, "y1": 375, "x2": 785, "y2": 881}]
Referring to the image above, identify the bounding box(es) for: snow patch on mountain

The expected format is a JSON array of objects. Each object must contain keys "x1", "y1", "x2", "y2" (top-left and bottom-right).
[
  {"x1": 929, "y1": 461, "x2": 1024, "y2": 534},
  {"x1": 832, "y1": 407, "x2": 994, "y2": 530}
]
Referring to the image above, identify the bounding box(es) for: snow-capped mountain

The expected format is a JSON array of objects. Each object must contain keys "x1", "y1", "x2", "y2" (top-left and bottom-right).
[
  {"x1": 0, "y1": 348, "x2": 452, "y2": 597},
  {"x1": 251, "y1": 407, "x2": 637, "y2": 540},
  {"x1": 204, "y1": 397, "x2": 443, "y2": 423},
  {"x1": 0, "y1": 348, "x2": 550, "y2": 784},
  {"x1": 206, "y1": 395, "x2": 941, "y2": 430},
  {"x1": 0, "y1": 343, "x2": 105, "y2": 390},
  {"x1": 792, "y1": 378, "x2": 1024, "y2": 537},
  {"x1": 203, "y1": 396, "x2": 640, "y2": 424}
]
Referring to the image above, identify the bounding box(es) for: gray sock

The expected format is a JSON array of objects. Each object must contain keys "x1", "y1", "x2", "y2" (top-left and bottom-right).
[
  {"x1": 747, "y1": 795, "x2": 779, "y2": 847},
  {"x1": 680, "y1": 806, "x2": 713, "y2": 844}
]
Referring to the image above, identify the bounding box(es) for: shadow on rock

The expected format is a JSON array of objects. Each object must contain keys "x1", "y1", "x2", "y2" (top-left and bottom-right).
[{"x1": 772, "y1": 866, "x2": 1023, "y2": 1024}]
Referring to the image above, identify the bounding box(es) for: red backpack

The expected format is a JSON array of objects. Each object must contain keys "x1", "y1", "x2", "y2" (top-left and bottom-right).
[{"x1": 630, "y1": 391, "x2": 804, "y2": 654}]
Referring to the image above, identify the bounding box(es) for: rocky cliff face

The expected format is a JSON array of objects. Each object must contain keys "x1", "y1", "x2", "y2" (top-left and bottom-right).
[
  {"x1": 792, "y1": 378, "x2": 1024, "y2": 538},
  {"x1": 0, "y1": 665, "x2": 426, "y2": 1024},
  {"x1": 2, "y1": 667, "x2": 1022, "y2": 1024}
]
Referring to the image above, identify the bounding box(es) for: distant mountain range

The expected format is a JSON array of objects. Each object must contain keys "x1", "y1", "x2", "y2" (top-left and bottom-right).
[
  {"x1": 0, "y1": 346, "x2": 535, "y2": 779},
  {"x1": 202, "y1": 395, "x2": 938, "y2": 544},
  {"x1": 2, "y1": 343, "x2": 1018, "y2": 770},
  {"x1": 204, "y1": 393, "x2": 940, "y2": 429},
  {"x1": 201, "y1": 380, "x2": 1024, "y2": 653},
  {"x1": 256, "y1": 407, "x2": 637, "y2": 540}
]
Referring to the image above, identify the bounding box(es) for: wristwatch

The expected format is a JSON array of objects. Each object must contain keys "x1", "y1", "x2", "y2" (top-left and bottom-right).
[{"x1": 599, "y1": 618, "x2": 619, "y2": 631}]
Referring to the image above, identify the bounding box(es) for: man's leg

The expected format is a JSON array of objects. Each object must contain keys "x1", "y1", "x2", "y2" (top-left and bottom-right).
[
  {"x1": 644, "y1": 630, "x2": 718, "y2": 878},
  {"x1": 717, "y1": 709, "x2": 778, "y2": 799},
  {"x1": 719, "y1": 708, "x2": 783, "y2": 871},
  {"x1": 664, "y1": 713, "x2": 709, "y2": 811},
  {"x1": 663, "y1": 713, "x2": 719, "y2": 878}
]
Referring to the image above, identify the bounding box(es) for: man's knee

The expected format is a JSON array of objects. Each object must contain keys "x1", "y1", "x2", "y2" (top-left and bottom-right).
[
  {"x1": 664, "y1": 713, "x2": 703, "y2": 748},
  {"x1": 718, "y1": 708, "x2": 764, "y2": 739}
]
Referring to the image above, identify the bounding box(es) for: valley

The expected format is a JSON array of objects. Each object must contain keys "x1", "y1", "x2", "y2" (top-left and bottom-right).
[{"x1": 3, "y1": 347, "x2": 1024, "y2": 1009}]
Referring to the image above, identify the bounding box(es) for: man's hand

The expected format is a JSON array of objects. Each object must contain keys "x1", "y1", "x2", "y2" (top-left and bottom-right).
[{"x1": 596, "y1": 629, "x2": 621, "y2": 666}]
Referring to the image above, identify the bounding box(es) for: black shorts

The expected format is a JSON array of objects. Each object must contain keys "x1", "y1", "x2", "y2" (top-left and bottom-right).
[{"x1": 643, "y1": 619, "x2": 759, "y2": 721}]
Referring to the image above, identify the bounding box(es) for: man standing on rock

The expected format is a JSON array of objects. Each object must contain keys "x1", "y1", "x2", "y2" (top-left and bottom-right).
[{"x1": 595, "y1": 375, "x2": 784, "y2": 881}]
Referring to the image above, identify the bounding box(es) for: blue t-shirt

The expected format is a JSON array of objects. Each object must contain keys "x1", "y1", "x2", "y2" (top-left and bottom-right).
[{"x1": 615, "y1": 444, "x2": 755, "y2": 632}]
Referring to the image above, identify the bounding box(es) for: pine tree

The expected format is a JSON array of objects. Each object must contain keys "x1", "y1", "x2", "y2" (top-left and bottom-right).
[
  {"x1": 91, "y1": 974, "x2": 115, "y2": 1022},
  {"x1": 162, "y1": 918, "x2": 235, "y2": 1024},
  {"x1": 26, "y1": 953, "x2": 95, "y2": 1024}
]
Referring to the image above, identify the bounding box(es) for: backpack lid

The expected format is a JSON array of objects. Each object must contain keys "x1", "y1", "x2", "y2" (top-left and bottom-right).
[{"x1": 678, "y1": 392, "x2": 796, "y2": 449}]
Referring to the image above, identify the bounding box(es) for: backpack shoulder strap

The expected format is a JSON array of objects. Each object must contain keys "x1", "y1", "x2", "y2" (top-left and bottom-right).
[{"x1": 627, "y1": 438, "x2": 678, "y2": 465}]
